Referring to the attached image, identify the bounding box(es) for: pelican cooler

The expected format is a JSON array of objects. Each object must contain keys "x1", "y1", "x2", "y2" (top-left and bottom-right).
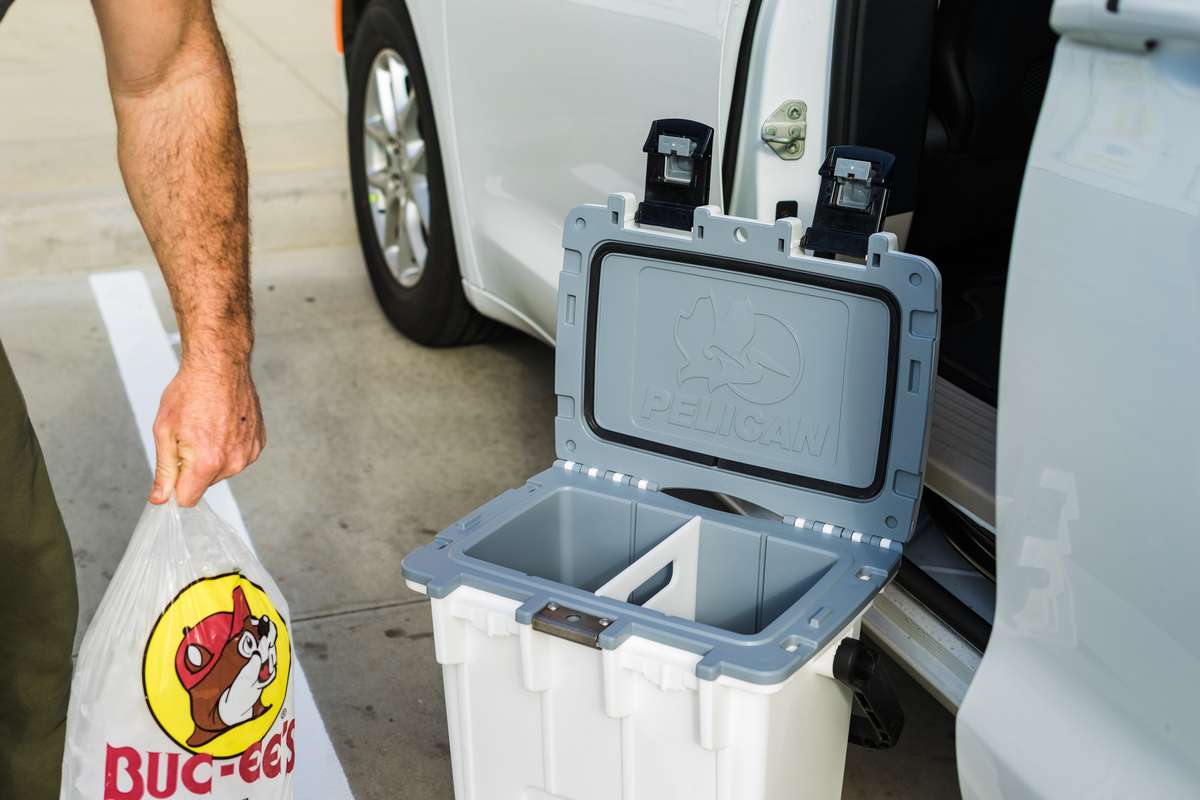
[{"x1": 402, "y1": 181, "x2": 940, "y2": 799}]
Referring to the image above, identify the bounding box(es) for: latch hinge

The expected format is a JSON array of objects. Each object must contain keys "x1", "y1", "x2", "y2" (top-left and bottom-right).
[
  {"x1": 634, "y1": 119, "x2": 715, "y2": 231},
  {"x1": 784, "y1": 515, "x2": 900, "y2": 553},
  {"x1": 560, "y1": 459, "x2": 659, "y2": 492},
  {"x1": 800, "y1": 145, "x2": 895, "y2": 258}
]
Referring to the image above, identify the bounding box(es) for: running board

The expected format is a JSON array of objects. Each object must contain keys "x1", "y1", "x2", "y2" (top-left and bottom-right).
[
  {"x1": 862, "y1": 583, "x2": 981, "y2": 713},
  {"x1": 926, "y1": 376, "x2": 996, "y2": 529}
]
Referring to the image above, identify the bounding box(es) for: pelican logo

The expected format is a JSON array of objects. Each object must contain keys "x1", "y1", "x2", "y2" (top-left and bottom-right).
[
  {"x1": 674, "y1": 294, "x2": 803, "y2": 405},
  {"x1": 638, "y1": 292, "x2": 830, "y2": 458}
]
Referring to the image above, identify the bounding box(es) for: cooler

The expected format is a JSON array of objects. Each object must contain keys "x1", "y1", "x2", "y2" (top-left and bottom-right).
[{"x1": 403, "y1": 171, "x2": 940, "y2": 799}]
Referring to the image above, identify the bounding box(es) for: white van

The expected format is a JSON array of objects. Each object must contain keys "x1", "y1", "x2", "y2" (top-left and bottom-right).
[{"x1": 335, "y1": 1, "x2": 1200, "y2": 796}]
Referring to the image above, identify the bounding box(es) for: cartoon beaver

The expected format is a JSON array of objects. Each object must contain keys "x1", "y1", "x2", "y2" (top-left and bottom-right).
[{"x1": 175, "y1": 585, "x2": 278, "y2": 747}]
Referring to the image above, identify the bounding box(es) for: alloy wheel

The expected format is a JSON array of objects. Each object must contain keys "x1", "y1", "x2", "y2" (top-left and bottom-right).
[{"x1": 362, "y1": 48, "x2": 430, "y2": 288}]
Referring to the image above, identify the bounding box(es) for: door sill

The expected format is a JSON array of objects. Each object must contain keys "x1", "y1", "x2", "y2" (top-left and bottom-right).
[
  {"x1": 926, "y1": 375, "x2": 997, "y2": 529},
  {"x1": 863, "y1": 583, "x2": 981, "y2": 713}
]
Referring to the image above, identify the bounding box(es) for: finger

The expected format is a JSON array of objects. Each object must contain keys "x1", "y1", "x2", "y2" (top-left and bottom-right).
[
  {"x1": 174, "y1": 453, "x2": 222, "y2": 508},
  {"x1": 150, "y1": 422, "x2": 180, "y2": 504},
  {"x1": 215, "y1": 454, "x2": 250, "y2": 484},
  {"x1": 216, "y1": 423, "x2": 266, "y2": 483},
  {"x1": 249, "y1": 428, "x2": 266, "y2": 466}
]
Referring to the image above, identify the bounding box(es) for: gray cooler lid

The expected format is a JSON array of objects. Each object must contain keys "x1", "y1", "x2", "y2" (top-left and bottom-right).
[{"x1": 554, "y1": 194, "x2": 941, "y2": 543}]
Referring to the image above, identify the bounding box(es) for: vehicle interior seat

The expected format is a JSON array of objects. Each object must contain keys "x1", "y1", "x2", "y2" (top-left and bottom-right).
[{"x1": 906, "y1": 0, "x2": 1059, "y2": 405}]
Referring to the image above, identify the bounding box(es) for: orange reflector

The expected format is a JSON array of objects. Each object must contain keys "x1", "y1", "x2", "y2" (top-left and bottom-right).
[{"x1": 334, "y1": 0, "x2": 344, "y2": 54}]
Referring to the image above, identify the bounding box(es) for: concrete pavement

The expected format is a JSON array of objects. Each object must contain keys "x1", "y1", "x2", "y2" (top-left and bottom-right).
[{"x1": 0, "y1": 0, "x2": 354, "y2": 276}]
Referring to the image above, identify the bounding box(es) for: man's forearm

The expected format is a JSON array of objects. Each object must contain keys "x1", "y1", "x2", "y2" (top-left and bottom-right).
[
  {"x1": 93, "y1": 0, "x2": 265, "y2": 506},
  {"x1": 102, "y1": 2, "x2": 252, "y2": 369}
]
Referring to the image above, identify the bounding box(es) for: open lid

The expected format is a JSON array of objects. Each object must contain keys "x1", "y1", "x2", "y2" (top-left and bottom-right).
[{"x1": 554, "y1": 194, "x2": 941, "y2": 543}]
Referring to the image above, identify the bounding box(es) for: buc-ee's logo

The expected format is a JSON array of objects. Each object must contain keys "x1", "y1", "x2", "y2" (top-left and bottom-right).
[
  {"x1": 143, "y1": 573, "x2": 292, "y2": 759},
  {"x1": 674, "y1": 294, "x2": 803, "y2": 404}
]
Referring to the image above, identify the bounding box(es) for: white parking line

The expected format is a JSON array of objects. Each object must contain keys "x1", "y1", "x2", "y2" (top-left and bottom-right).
[{"x1": 90, "y1": 270, "x2": 354, "y2": 800}]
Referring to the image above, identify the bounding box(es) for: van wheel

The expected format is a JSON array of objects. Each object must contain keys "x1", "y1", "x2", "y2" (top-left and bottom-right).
[{"x1": 346, "y1": 0, "x2": 501, "y2": 345}]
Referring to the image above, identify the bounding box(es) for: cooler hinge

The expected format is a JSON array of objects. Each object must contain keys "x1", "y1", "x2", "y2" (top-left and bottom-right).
[
  {"x1": 559, "y1": 461, "x2": 898, "y2": 552},
  {"x1": 783, "y1": 515, "x2": 901, "y2": 553},
  {"x1": 559, "y1": 459, "x2": 660, "y2": 492}
]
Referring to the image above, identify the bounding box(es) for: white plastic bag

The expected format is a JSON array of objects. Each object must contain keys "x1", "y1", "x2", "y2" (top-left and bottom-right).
[{"x1": 61, "y1": 499, "x2": 296, "y2": 800}]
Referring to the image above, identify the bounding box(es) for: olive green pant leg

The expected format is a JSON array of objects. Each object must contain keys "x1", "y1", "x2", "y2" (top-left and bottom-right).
[{"x1": 0, "y1": 342, "x2": 78, "y2": 800}]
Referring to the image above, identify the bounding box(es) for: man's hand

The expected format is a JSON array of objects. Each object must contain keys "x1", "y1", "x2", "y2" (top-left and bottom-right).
[
  {"x1": 91, "y1": 0, "x2": 263, "y2": 505},
  {"x1": 150, "y1": 362, "x2": 265, "y2": 507}
]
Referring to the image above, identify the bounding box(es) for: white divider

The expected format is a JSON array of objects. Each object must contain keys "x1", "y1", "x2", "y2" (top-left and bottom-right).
[
  {"x1": 90, "y1": 270, "x2": 354, "y2": 800},
  {"x1": 596, "y1": 515, "x2": 702, "y2": 620}
]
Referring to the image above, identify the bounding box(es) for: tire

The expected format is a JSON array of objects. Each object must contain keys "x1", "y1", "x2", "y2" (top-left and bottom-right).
[{"x1": 346, "y1": 0, "x2": 501, "y2": 346}]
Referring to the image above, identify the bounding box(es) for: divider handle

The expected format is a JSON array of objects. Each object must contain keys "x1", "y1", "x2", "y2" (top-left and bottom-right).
[{"x1": 595, "y1": 515, "x2": 702, "y2": 621}]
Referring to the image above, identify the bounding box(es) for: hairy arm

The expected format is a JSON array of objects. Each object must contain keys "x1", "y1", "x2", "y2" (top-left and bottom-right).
[{"x1": 92, "y1": 0, "x2": 265, "y2": 506}]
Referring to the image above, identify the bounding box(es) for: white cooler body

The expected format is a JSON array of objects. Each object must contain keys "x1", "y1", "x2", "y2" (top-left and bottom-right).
[{"x1": 416, "y1": 584, "x2": 858, "y2": 800}]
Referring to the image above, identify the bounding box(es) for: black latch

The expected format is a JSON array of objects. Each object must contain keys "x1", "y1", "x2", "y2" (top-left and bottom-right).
[
  {"x1": 801, "y1": 145, "x2": 895, "y2": 259},
  {"x1": 635, "y1": 119, "x2": 714, "y2": 231},
  {"x1": 833, "y1": 637, "x2": 904, "y2": 749}
]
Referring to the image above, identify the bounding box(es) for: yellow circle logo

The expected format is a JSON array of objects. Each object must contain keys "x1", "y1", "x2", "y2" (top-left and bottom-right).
[{"x1": 143, "y1": 573, "x2": 292, "y2": 758}]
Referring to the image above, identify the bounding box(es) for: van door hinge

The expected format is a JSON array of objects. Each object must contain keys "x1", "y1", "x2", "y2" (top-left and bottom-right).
[{"x1": 761, "y1": 100, "x2": 807, "y2": 160}]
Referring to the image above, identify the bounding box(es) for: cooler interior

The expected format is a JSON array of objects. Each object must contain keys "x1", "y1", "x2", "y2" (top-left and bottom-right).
[{"x1": 464, "y1": 485, "x2": 836, "y2": 635}]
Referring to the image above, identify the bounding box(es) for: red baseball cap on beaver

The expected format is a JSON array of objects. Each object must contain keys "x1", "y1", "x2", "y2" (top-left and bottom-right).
[{"x1": 175, "y1": 585, "x2": 253, "y2": 690}]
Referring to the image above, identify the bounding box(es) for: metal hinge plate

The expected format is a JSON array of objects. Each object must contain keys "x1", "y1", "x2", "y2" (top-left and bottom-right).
[
  {"x1": 532, "y1": 602, "x2": 614, "y2": 648},
  {"x1": 761, "y1": 100, "x2": 808, "y2": 160}
]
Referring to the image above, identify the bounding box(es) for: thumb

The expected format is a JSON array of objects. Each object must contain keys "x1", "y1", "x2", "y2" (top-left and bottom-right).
[{"x1": 150, "y1": 424, "x2": 180, "y2": 505}]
